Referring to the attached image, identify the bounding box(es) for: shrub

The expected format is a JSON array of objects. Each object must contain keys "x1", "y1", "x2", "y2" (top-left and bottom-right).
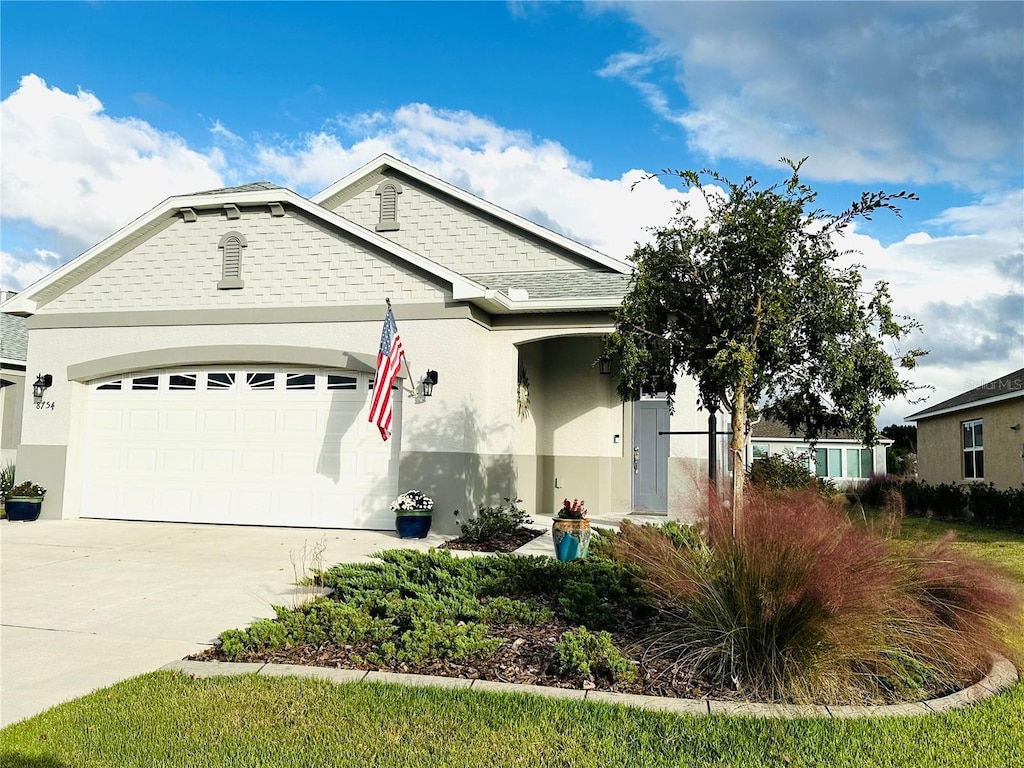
[
  {"x1": 613, "y1": 485, "x2": 1023, "y2": 703},
  {"x1": 554, "y1": 627, "x2": 637, "y2": 683},
  {"x1": 748, "y1": 452, "x2": 816, "y2": 491},
  {"x1": 453, "y1": 498, "x2": 533, "y2": 541}
]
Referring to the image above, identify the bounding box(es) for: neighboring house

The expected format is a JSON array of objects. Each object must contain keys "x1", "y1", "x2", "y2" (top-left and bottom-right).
[
  {"x1": 0, "y1": 294, "x2": 28, "y2": 465},
  {"x1": 749, "y1": 419, "x2": 890, "y2": 488},
  {"x1": 1, "y1": 155, "x2": 720, "y2": 531},
  {"x1": 908, "y1": 368, "x2": 1024, "y2": 490}
]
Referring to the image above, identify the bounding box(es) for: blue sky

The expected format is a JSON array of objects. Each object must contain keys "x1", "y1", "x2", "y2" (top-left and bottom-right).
[{"x1": 2, "y1": 1, "x2": 1022, "y2": 425}]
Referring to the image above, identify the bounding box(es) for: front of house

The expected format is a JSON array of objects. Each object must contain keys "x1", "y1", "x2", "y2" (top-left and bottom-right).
[{"x1": 2, "y1": 156, "x2": 720, "y2": 532}]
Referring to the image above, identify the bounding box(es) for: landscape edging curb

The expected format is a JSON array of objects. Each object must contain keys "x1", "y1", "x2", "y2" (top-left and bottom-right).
[{"x1": 160, "y1": 654, "x2": 1018, "y2": 719}]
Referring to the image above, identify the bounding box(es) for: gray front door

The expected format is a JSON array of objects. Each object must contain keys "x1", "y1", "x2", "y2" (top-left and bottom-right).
[{"x1": 632, "y1": 398, "x2": 669, "y2": 512}]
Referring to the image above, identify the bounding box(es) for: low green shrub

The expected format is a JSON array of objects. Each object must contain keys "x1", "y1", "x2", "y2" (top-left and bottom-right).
[
  {"x1": 453, "y1": 497, "x2": 533, "y2": 541},
  {"x1": 554, "y1": 627, "x2": 637, "y2": 683}
]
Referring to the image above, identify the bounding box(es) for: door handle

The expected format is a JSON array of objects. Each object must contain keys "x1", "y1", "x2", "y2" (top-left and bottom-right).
[{"x1": 633, "y1": 446, "x2": 640, "y2": 474}]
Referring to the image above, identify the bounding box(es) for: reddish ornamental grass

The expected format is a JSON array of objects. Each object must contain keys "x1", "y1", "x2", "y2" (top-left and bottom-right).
[{"x1": 614, "y1": 486, "x2": 1022, "y2": 704}]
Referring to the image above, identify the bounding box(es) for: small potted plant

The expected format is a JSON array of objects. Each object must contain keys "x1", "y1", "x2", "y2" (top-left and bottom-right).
[
  {"x1": 0, "y1": 462, "x2": 15, "y2": 519},
  {"x1": 552, "y1": 498, "x2": 591, "y2": 561},
  {"x1": 392, "y1": 489, "x2": 434, "y2": 538},
  {"x1": 5, "y1": 480, "x2": 47, "y2": 522}
]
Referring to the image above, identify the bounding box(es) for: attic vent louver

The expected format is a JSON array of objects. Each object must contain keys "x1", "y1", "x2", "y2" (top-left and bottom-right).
[
  {"x1": 375, "y1": 180, "x2": 403, "y2": 232},
  {"x1": 217, "y1": 231, "x2": 248, "y2": 290}
]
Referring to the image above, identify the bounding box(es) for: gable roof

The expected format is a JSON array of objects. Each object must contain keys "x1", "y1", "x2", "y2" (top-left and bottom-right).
[
  {"x1": 907, "y1": 367, "x2": 1024, "y2": 420},
  {"x1": 0, "y1": 185, "x2": 492, "y2": 317},
  {"x1": 750, "y1": 418, "x2": 893, "y2": 445},
  {"x1": 1, "y1": 158, "x2": 637, "y2": 318},
  {"x1": 312, "y1": 154, "x2": 633, "y2": 275}
]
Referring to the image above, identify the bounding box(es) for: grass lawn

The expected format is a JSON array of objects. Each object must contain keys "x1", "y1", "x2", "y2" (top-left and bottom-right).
[
  {"x1": 2, "y1": 671, "x2": 1023, "y2": 768},
  {"x1": 3, "y1": 514, "x2": 1023, "y2": 768}
]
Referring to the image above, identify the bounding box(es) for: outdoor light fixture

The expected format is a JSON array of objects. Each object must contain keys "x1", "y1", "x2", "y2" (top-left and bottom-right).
[
  {"x1": 598, "y1": 356, "x2": 613, "y2": 375},
  {"x1": 33, "y1": 373, "x2": 53, "y2": 404},
  {"x1": 422, "y1": 370, "x2": 438, "y2": 397}
]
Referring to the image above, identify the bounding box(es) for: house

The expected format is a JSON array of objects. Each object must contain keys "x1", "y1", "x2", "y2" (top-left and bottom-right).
[
  {"x1": 907, "y1": 368, "x2": 1024, "y2": 490},
  {"x1": 0, "y1": 296, "x2": 28, "y2": 465},
  {"x1": 749, "y1": 419, "x2": 890, "y2": 488},
  {"x1": 1, "y1": 155, "x2": 721, "y2": 532}
]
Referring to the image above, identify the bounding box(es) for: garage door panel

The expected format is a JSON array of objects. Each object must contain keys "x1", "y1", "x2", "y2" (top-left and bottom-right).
[
  {"x1": 202, "y1": 410, "x2": 236, "y2": 433},
  {"x1": 162, "y1": 449, "x2": 196, "y2": 472},
  {"x1": 82, "y1": 368, "x2": 399, "y2": 529},
  {"x1": 166, "y1": 411, "x2": 198, "y2": 432}
]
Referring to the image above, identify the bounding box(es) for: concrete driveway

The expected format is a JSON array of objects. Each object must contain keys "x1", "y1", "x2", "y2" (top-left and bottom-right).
[{"x1": 0, "y1": 518, "x2": 451, "y2": 727}]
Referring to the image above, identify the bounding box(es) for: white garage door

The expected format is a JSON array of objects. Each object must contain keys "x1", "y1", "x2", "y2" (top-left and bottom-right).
[{"x1": 81, "y1": 367, "x2": 400, "y2": 528}]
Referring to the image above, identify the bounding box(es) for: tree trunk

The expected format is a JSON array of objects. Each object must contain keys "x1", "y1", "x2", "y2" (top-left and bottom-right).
[{"x1": 731, "y1": 387, "x2": 747, "y2": 538}]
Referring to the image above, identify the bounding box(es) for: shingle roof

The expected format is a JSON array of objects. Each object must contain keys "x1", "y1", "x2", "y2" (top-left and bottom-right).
[
  {"x1": 751, "y1": 418, "x2": 877, "y2": 442},
  {"x1": 465, "y1": 271, "x2": 633, "y2": 300},
  {"x1": 1, "y1": 312, "x2": 28, "y2": 361},
  {"x1": 908, "y1": 367, "x2": 1024, "y2": 420},
  {"x1": 188, "y1": 181, "x2": 283, "y2": 196}
]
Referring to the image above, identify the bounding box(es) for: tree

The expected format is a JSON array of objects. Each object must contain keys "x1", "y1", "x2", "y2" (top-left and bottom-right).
[
  {"x1": 606, "y1": 159, "x2": 926, "y2": 534},
  {"x1": 881, "y1": 423, "x2": 918, "y2": 475}
]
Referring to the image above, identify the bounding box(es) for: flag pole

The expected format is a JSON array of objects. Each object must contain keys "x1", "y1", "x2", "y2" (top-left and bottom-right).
[{"x1": 386, "y1": 298, "x2": 416, "y2": 394}]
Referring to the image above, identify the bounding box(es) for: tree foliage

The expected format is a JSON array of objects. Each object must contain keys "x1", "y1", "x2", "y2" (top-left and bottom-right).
[{"x1": 606, "y1": 159, "x2": 927, "y2": 523}]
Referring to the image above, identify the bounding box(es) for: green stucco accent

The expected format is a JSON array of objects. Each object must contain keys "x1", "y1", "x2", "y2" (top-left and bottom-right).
[{"x1": 14, "y1": 444, "x2": 68, "y2": 520}]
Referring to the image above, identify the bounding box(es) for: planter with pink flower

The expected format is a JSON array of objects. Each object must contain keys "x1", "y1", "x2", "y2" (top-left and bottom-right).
[{"x1": 552, "y1": 498, "x2": 590, "y2": 561}]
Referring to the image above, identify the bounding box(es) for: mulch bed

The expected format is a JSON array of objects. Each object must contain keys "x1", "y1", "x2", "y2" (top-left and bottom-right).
[
  {"x1": 438, "y1": 526, "x2": 547, "y2": 553},
  {"x1": 191, "y1": 618, "x2": 721, "y2": 699}
]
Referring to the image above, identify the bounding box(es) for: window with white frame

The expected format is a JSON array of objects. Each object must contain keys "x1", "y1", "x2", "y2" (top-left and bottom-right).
[
  {"x1": 963, "y1": 419, "x2": 984, "y2": 479},
  {"x1": 814, "y1": 447, "x2": 843, "y2": 478},
  {"x1": 845, "y1": 448, "x2": 874, "y2": 478}
]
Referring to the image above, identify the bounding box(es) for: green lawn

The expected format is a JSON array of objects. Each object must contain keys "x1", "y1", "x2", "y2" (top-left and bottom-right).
[
  {"x1": 3, "y1": 515, "x2": 1023, "y2": 768},
  {"x1": 2, "y1": 671, "x2": 1023, "y2": 768}
]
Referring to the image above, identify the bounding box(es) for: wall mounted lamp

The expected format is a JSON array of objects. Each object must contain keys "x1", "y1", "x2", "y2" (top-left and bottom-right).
[
  {"x1": 598, "y1": 355, "x2": 613, "y2": 375},
  {"x1": 422, "y1": 370, "x2": 439, "y2": 397},
  {"x1": 33, "y1": 373, "x2": 53, "y2": 404}
]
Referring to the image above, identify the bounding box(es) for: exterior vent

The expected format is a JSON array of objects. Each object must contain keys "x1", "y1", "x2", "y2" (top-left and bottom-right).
[
  {"x1": 217, "y1": 231, "x2": 248, "y2": 290},
  {"x1": 375, "y1": 180, "x2": 403, "y2": 232}
]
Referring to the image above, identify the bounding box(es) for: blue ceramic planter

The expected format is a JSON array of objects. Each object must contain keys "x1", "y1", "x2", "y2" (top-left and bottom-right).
[
  {"x1": 396, "y1": 509, "x2": 432, "y2": 538},
  {"x1": 6, "y1": 497, "x2": 43, "y2": 522},
  {"x1": 552, "y1": 518, "x2": 591, "y2": 561}
]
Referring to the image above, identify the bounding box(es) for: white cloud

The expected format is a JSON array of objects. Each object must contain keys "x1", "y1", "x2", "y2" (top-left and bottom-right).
[
  {"x1": 604, "y1": 3, "x2": 1023, "y2": 188},
  {"x1": 831, "y1": 190, "x2": 1023, "y2": 425},
  {"x1": 255, "y1": 104, "x2": 702, "y2": 260},
  {"x1": 0, "y1": 248, "x2": 63, "y2": 292},
  {"x1": 0, "y1": 74, "x2": 225, "y2": 250}
]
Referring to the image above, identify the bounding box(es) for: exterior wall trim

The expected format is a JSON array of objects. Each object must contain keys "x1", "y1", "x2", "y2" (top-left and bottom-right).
[
  {"x1": 66, "y1": 345, "x2": 385, "y2": 383},
  {"x1": 27, "y1": 303, "x2": 487, "y2": 330},
  {"x1": 909, "y1": 390, "x2": 1024, "y2": 421}
]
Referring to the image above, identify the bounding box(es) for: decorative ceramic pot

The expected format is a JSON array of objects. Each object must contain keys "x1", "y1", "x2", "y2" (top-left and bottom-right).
[
  {"x1": 5, "y1": 496, "x2": 43, "y2": 522},
  {"x1": 395, "y1": 508, "x2": 432, "y2": 538},
  {"x1": 552, "y1": 517, "x2": 591, "y2": 561}
]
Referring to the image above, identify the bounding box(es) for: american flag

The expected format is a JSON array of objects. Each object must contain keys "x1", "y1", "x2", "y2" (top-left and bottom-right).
[{"x1": 369, "y1": 306, "x2": 404, "y2": 441}]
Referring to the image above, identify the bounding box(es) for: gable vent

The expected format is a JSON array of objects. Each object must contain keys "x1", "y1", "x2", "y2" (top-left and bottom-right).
[
  {"x1": 217, "y1": 231, "x2": 248, "y2": 290},
  {"x1": 375, "y1": 180, "x2": 403, "y2": 232}
]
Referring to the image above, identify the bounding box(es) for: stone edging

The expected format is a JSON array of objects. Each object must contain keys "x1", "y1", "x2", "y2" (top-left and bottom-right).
[{"x1": 160, "y1": 655, "x2": 1018, "y2": 719}]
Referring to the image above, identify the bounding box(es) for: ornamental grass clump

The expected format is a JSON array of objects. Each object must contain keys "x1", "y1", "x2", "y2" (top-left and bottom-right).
[{"x1": 614, "y1": 485, "x2": 1022, "y2": 704}]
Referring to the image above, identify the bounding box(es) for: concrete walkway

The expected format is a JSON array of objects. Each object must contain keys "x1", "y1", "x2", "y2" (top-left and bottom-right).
[{"x1": 0, "y1": 518, "x2": 451, "y2": 727}]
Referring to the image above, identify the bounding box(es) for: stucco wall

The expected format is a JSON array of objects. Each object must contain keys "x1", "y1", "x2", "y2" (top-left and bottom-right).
[
  {"x1": 916, "y1": 399, "x2": 1024, "y2": 490},
  {"x1": 18, "y1": 316, "x2": 630, "y2": 524},
  {"x1": 1, "y1": 372, "x2": 25, "y2": 464}
]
